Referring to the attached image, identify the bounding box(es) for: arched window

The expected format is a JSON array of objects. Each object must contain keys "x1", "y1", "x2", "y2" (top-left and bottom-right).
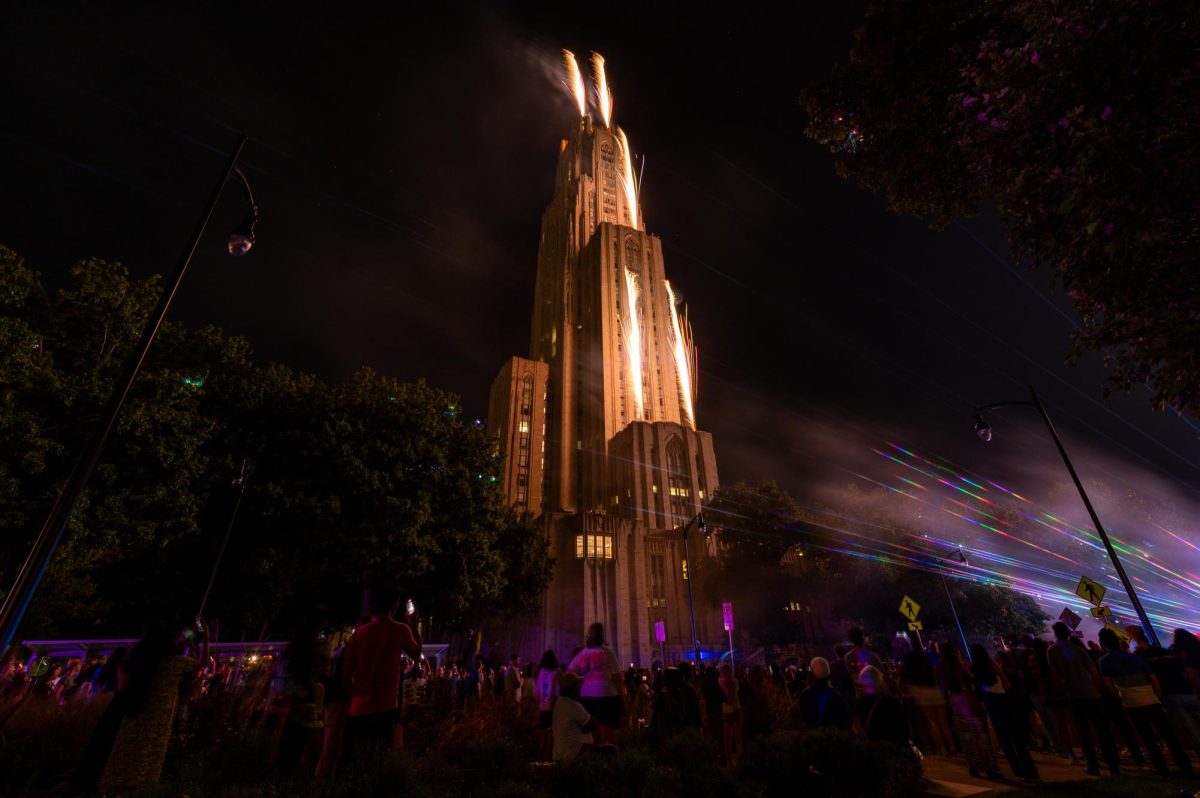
[{"x1": 625, "y1": 237, "x2": 641, "y2": 272}]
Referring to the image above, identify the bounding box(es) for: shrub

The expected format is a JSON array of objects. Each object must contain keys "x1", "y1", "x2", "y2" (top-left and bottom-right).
[{"x1": 739, "y1": 729, "x2": 922, "y2": 798}]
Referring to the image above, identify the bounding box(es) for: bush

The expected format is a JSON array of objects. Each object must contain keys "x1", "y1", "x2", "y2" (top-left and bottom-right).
[
  {"x1": 739, "y1": 729, "x2": 922, "y2": 798},
  {"x1": 0, "y1": 693, "x2": 110, "y2": 795}
]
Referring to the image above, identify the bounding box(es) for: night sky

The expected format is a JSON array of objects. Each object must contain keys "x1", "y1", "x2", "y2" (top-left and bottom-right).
[{"x1": 4, "y1": 4, "x2": 1198, "y2": 626}]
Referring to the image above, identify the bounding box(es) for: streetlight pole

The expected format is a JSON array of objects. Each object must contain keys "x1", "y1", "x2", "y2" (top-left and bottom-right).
[
  {"x1": 936, "y1": 549, "x2": 970, "y2": 655},
  {"x1": 973, "y1": 384, "x2": 1160, "y2": 647},
  {"x1": 679, "y1": 512, "x2": 706, "y2": 665},
  {"x1": 0, "y1": 136, "x2": 259, "y2": 655},
  {"x1": 197, "y1": 459, "x2": 250, "y2": 622}
]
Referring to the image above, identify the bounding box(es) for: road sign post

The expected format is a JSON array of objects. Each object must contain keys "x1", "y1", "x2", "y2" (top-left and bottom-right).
[
  {"x1": 722, "y1": 602, "x2": 735, "y2": 670},
  {"x1": 899, "y1": 596, "x2": 924, "y2": 649}
]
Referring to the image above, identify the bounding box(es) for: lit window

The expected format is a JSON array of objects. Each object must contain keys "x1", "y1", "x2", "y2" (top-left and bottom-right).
[
  {"x1": 681, "y1": 559, "x2": 689, "y2": 580},
  {"x1": 518, "y1": 420, "x2": 530, "y2": 433},
  {"x1": 652, "y1": 484, "x2": 658, "y2": 494},
  {"x1": 576, "y1": 535, "x2": 584, "y2": 558}
]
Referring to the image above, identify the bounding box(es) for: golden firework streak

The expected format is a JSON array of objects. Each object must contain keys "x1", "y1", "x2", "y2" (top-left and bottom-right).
[
  {"x1": 563, "y1": 50, "x2": 586, "y2": 117},
  {"x1": 664, "y1": 281, "x2": 696, "y2": 427},
  {"x1": 591, "y1": 52, "x2": 613, "y2": 128},
  {"x1": 623, "y1": 268, "x2": 645, "y2": 419},
  {"x1": 616, "y1": 127, "x2": 639, "y2": 229}
]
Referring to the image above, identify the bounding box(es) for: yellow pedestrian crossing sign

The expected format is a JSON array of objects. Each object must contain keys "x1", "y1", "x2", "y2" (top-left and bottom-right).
[
  {"x1": 908, "y1": 621, "x2": 923, "y2": 631},
  {"x1": 1075, "y1": 576, "x2": 1106, "y2": 607},
  {"x1": 899, "y1": 596, "x2": 921, "y2": 621}
]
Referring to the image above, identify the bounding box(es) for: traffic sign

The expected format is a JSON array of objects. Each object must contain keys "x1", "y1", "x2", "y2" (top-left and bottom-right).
[
  {"x1": 1075, "y1": 576, "x2": 1106, "y2": 607},
  {"x1": 1090, "y1": 606, "x2": 1112, "y2": 619},
  {"x1": 907, "y1": 621, "x2": 923, "y2": 631},
  {"x1": 1059, "y1": 607, "x2": 1082, "y2": 630},
  {"x1": 899, "y1": 595, "x2": 921, "y2": 621},
  {"x1": 1104, "y1": 622, "x2": 1131, "y2": 642},
  {"x1": 722, "y1": 602, "x2": 735, "y2": 632}
]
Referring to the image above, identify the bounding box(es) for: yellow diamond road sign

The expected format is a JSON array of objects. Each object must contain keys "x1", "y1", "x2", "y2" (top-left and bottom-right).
[
  {"x1": 1075, "y1": 576, "x2": 1106, "y2": 607},
  {"x1": 899, "y1": 595, "x2": 921, "y2": 621},
  {"x1": 1091, "y1": 606, "x2": 1112, "y2": 618}
]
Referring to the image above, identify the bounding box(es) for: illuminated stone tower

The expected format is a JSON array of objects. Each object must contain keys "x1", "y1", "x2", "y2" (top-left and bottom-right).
[{"x1": 488, "y1": 53, "x2": 719, "y2": 664}]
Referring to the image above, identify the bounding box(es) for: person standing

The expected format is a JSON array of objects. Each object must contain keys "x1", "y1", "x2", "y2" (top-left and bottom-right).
[
  {"x1": 1097, "y1": 627, "x2": 1192, "y2": 776},
  {"x1": 799, "y1": 657, "x2": 852, "y2": 730},
  {"x1": 719, "y1": 663, "x2": 743, "y2": 764},
  {"x1": 843, "y1": 628, "x2": 881, "y2": 695},
  {"x1": 566, "y1": 623, "x2": 624, "y2": 745},
  {"x1": 855, "y1": 665, "x2": 910, "y2": 746},
  {"x1": 504, "y1": 654, "x2": 523, "y2": 707},
  {"x1": 533, "y1": 650, "x2": 560, "y2": 762},
  {"x1": 1047, "y1": 622, "x2": 1121, "y2": 776},
  {"x1": 899, "y1": 638, "x2": 953, "y2": 755},
  {"x1": 341, "y1": 585, "x2": 422, "y2": 756},
  {"x1": 970, "y1": 644, "x2": 1039, "y2": 780},
  {"x1": 939, "y1": 641, "x2": 1001, "y2": 780}
]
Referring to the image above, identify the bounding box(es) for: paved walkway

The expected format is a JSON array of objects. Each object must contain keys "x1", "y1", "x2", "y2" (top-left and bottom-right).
[{"x1": 922, "y1": 747, "x2": 1197, "y2": 796}]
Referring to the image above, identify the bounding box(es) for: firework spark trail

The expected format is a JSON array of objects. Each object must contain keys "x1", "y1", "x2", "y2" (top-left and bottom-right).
[
  {"x1": 591, "y1": 52, "x2": 613, "y2": 128},
  {"x1": 863, "y1": 442, "x2": 1200, "y2": 630},
  {"x1": 563, "y1": 50, "x2": 586, "y2": 117},
  {"x1": 1158, "y1": 523, "x2": 1200, "y2": 556},
  {"x1": 616, "y1": 127, "x2": 639, "y2": 228},
  {"x1": 664, "y1": 281, "x2": 696, "y2": 428},
  {"x1": 712, "y1": 490, "x2": 1200, "y2": 630},
  {"x1": 623, "y1": 268, "x2": 645, "y2": 419}
]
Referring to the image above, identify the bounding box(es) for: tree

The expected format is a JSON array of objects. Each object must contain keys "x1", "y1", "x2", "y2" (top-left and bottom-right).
[
  {"x1": 701, "y1": 480, "x2": 804, "y2": 645},
  {"x1": 802, "y1": 0, "x2": 1199, "y2": 414},
  {"x1": 0, "y1": 246, "x2": 553, "y2": 641}
]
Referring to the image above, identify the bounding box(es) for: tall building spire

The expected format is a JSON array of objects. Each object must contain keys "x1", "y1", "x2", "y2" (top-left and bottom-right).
[{"x1": 487, "y1": 52, "x2": 720, "y2": 666}]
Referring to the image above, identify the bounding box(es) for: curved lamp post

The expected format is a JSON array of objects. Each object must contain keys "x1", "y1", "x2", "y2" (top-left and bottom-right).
[
  {"x1": 973, "y1": 384, "x2": 1159, "y2": 647},
  {"x1": 0, "y1": 136, "x2": 260, "y2": 654}
]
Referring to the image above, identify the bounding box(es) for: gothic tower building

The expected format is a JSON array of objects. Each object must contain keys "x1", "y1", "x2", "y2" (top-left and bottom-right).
[{"x1": 488, "y1": 54, "x2": 720, "y2": 664}]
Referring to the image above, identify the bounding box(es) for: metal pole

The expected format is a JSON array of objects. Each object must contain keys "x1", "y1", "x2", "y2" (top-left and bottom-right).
[
  {"x1": 1028, "y1": 385, "x2": 1160, "y2": 647},
  {"x1": 941, "y1": 571, "x2": 970, "y2": 654},
  {"x1": 727, "y1": 628, "x2": 735, "y2": 671},
  {"x1": 682, "y1": 518, "x2": 701, "y2": 665},
  {"x1": 0, "y1": 136, "x2": 249, "y2": 655},
  {"x1": 197, "y1": 460, "x2": 249, "y2": 621}
]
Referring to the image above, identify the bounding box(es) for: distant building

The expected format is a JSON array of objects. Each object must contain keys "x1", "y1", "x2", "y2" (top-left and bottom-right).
[{"x1": 488, "y1": 80, "x2": 721, "y2": 664}]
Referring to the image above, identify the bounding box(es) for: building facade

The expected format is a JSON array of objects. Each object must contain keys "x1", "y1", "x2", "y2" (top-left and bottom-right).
[{"x1": 488, "y1": 79, "x2": 722, "y2": 665}]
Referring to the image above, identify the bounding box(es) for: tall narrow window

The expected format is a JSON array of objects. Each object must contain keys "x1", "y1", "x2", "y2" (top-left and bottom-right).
[{"x1": 665, "y1": 437, "x2": 692, "y2": 527}]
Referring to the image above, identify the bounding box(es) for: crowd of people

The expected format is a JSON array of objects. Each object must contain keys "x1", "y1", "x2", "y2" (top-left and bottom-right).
[{"x1": 5, "y1": 598, "x2": 1200, "y2": 791}]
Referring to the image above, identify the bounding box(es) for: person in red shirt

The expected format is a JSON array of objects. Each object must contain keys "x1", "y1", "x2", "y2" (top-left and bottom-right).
[{"x1": 341, "y1": 585, "x2": 422, "y2": 752}]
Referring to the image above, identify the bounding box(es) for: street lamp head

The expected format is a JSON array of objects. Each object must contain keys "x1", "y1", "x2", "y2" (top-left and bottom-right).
[
  {"x1": 973, "y1": 413, "x2": 993, "y2": 443},
  {"x1": 227, "y1": 212, "x2": 257, "y2": 256}
]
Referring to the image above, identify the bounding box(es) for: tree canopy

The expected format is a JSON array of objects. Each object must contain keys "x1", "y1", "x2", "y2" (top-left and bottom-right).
[
  {"x1": 0, "y1": 245, "x2": 551, "y2": 641},
  {"x1": 801, "y1": 0, "x2": 1199, "y2": 414},
  {"x1": 701, "y1": 479, "x2": 1046, "y2": 648}
]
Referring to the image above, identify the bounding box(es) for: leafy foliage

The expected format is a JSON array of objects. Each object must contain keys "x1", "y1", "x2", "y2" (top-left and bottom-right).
[
  {"x1": 0, "y1": 245, "x2": 551, "y2": 640},
  {"x1": 802, "y1": 0, "x2": 1200, "y2": 413}
]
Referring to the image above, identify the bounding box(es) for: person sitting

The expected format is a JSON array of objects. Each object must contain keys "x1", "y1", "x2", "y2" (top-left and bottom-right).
[
  {"x1": 553, "y1": 672, "x2": 599, "y2": 761},
  {"x1": 799, "y1": 657, "x2": 852, "y2": 730}
]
